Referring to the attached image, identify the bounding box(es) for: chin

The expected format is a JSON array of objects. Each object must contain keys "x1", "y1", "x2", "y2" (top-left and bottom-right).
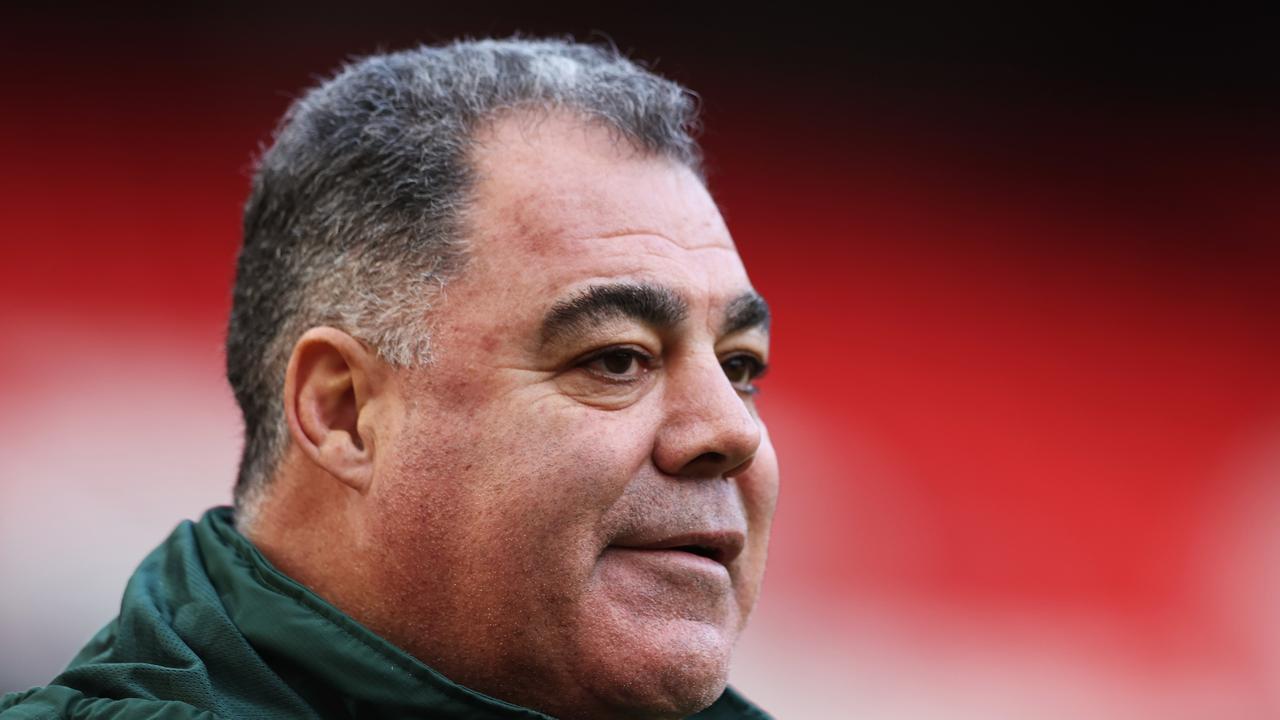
[{"x1": 573, "y1": 617, "x2": 735, "y2": 720}]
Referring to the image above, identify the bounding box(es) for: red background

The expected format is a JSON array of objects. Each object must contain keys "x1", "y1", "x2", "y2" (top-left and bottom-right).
[{"x1": 3, "y1": 6, "x2": 1278, "y2": 717}]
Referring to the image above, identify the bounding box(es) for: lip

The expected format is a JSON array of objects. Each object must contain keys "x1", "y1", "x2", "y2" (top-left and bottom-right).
[
  {"x1": 603, "y1": 547, "x2": 731, "y2": 583},
  {"x1": 607, "y1": 530, "x2": 745, "y2": 568}
]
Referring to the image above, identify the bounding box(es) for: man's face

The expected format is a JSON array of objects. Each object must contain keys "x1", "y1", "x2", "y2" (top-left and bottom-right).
[{"x1": 362, "y1": 114, "x2": 778, "y2": 719}]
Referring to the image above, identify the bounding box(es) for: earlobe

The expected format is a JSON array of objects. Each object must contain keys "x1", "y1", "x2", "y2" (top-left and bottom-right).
[{"x1": 283, "y1": 327, "x2": 383, "y2": 493}]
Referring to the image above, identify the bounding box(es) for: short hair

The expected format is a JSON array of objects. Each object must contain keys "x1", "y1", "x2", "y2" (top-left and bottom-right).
[{"x1": 226, "y1": 37, "x2": 704, "y2": 520}]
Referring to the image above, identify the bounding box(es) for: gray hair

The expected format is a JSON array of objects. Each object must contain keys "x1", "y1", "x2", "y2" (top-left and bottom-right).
[{"x1": 226, "y1": 37, "x2": 704, "y2": 521}]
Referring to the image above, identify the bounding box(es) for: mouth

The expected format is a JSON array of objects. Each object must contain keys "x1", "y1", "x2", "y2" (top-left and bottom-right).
[
  {"x1": 674, "y1": 544, "x2": 720, "y2": 561},
  {"x1": 608, "y1": 531, "x2": 745, "y2": 568}
]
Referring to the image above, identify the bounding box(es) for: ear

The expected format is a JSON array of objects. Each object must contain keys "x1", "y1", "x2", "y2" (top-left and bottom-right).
[{"x1": 282, "y1": 327, "x2": 388, "y2": 493}]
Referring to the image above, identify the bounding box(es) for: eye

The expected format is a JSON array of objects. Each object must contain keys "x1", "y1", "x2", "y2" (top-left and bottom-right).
[
  {"x1": 579, "y1": 347, "x2": 653, "y2": 383},
  {"x1": 721, "y1": 353, "x2": 768, "y2": 394}
]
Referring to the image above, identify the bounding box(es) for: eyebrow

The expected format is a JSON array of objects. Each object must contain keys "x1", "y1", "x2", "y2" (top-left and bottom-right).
[
  {"x1": 541, "y1": 283, "x2": 690, "y2": 345},
  {"x1": 539, "y1": 282, "x2": 772, "y2": 346},
  {"x1": 722, "y1": 291, "x2": 771, "y2": 336}
]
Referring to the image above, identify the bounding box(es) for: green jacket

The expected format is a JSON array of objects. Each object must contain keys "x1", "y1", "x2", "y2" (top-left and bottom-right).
[{"x1": 1, "y1": 507, "x2": 770, "y2": 719}]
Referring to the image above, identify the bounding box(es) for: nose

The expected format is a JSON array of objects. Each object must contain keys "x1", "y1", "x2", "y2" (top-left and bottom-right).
[{"x1": 653, "y1": 351, "x2": 763, "y2": 479}]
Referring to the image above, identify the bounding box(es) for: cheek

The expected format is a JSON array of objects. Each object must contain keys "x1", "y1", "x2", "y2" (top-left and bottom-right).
[
  {"x1": 487, "y1": 404, "x2": 659, "y2": 529},
  {"x1": 387, "y1": 393, "x2": 662, "y2": 550},
  {"x1": 742, "y1": 433, "x2": 781, "y2": 537},
  {"x1": 733, "y1": 434, "x2": 780, "y2": 616}
]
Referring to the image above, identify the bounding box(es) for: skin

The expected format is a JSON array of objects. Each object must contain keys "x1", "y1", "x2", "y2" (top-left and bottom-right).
[{"x1": 248, "y1": 112, "x2": 780, "y2": 720}]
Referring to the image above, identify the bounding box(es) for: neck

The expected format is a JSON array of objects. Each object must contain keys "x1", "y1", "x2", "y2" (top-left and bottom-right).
[{"x1": 241, "y1": 453, "x2": 370, "y2": 617}]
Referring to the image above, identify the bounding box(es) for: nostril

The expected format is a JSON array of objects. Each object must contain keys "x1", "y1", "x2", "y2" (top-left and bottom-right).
[
  {"x1": 693, "y1": 451, "x2": 726, "y2": 466},
  {"x1": 678, "y1": 451, "x2": 730, "y2": 479}
]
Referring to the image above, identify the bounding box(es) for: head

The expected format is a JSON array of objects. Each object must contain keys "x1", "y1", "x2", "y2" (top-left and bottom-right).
[{"x1": 228, "y1": 38, "x2": 779, "y2": 719}]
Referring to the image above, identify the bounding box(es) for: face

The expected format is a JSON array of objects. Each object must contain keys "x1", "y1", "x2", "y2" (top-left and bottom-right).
[{"x1": 360, "y1": 114, "x2": 779, "y2": 720}]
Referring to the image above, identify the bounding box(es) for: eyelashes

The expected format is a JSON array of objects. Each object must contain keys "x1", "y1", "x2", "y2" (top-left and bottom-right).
[
  {"x1": 577, "y1": 346, "x2": 655, "y2": 384},
  {"x1": 575, "y1": 346, "x2": 767, "y2": 394},
  {"x1": 720, "y1": 353, "x2": 768, "y2": 395}
]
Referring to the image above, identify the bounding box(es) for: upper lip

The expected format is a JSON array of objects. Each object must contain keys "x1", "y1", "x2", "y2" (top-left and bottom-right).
[{"x1": 609, "y1": 530, "x2": 746, "y2": 566}]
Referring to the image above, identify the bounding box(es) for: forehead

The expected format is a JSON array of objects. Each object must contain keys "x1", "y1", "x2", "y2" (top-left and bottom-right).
[{"x1": 460, "y1": 113, "x2": 751, "y2": 304}]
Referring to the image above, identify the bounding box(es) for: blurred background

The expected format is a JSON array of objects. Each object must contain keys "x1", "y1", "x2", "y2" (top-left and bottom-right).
[{"x1": 2, "y1": 4, "x2": 1278, "y2": 718}]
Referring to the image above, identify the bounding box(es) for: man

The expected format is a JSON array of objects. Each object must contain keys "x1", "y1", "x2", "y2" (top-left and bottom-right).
[{"x1": 2, "y1": 38, "x2": 778, "y2": 719}]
